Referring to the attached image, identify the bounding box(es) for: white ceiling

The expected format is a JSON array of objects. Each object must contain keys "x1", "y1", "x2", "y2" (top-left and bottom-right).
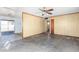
[
  {"x1": 0, "y1": 7, "x2": 79, "y2": 18},
  {"x1": 52, "y1": 7, "x2": 79, "y2": 16},
  {"x1": 21, "y1": 7, "x2": 79, "y2": 17}
]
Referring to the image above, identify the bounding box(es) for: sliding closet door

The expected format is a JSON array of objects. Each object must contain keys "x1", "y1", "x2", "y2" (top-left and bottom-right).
[{"x1": 22, "y1": 12, "x2": 45, "y2": 38}]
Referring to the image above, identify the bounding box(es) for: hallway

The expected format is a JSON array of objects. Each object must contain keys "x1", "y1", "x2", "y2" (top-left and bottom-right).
[{"x1": 0, "y1": 33, "x2": 79, "y2": 52}]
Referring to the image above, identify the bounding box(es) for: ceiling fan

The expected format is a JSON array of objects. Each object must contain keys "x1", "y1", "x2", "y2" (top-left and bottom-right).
[{"x1": 39, "y1": 7, "x2": 53, "y2": 16}]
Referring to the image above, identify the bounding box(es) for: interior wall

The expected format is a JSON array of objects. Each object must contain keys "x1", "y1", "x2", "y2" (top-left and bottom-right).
[
  {"x1": 22, "y1": 12, "x2": 45, "y2": 38},
  {"x1": 44, "y1": 20, "x2": 48, "y2": 32},
  {"x1": 54, "y1": 13, "x2": 79, "y2": 37},
  {"x1": 0, "y1": 21, "x2": 1, "y2": 37},
  {"x1": 14, "y1": 17, "x2": 22, "y2": 33}
]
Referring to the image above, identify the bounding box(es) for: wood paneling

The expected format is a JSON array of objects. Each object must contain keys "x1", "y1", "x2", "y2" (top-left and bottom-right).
[
  {"x1": 22, "y1": 12, "x2": 45, "y2": 38},
  {"x1": 54, "y1": 13, "x2": 79, "y2": 37}
]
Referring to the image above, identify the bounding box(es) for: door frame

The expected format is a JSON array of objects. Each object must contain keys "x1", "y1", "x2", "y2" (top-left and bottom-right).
[{"x1": 50, "y1": 16, "x2": 54, "y2": 34}]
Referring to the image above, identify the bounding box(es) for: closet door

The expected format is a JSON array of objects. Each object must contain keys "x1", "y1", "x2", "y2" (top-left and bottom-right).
[{"x1": 51, "y1": 19, "x2": 54, "y2": 34}]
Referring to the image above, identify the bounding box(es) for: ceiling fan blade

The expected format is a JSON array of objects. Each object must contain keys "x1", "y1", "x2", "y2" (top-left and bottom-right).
[
  {"x1": 45, "y1": 11, "x2": 52, "y2": 15},
  {"x1": 39, "y1": 8, "x2": 45, "y2": 12},
  {"x1": 48, "y1": 12, "x2": 52, "y2": 14},
  {"x1": 47, "y1": 9, "x2": 53, "y2": 11}
]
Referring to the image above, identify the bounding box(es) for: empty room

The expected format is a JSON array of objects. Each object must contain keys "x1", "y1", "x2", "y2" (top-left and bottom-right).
[{"x1": 0, "y1": 7, "x2": 79, "y2": 52}]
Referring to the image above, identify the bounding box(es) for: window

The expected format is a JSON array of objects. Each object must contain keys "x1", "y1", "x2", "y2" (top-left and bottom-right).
[{"x1": 1, "y1": 21, "x2": 14, "y2": 32}]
